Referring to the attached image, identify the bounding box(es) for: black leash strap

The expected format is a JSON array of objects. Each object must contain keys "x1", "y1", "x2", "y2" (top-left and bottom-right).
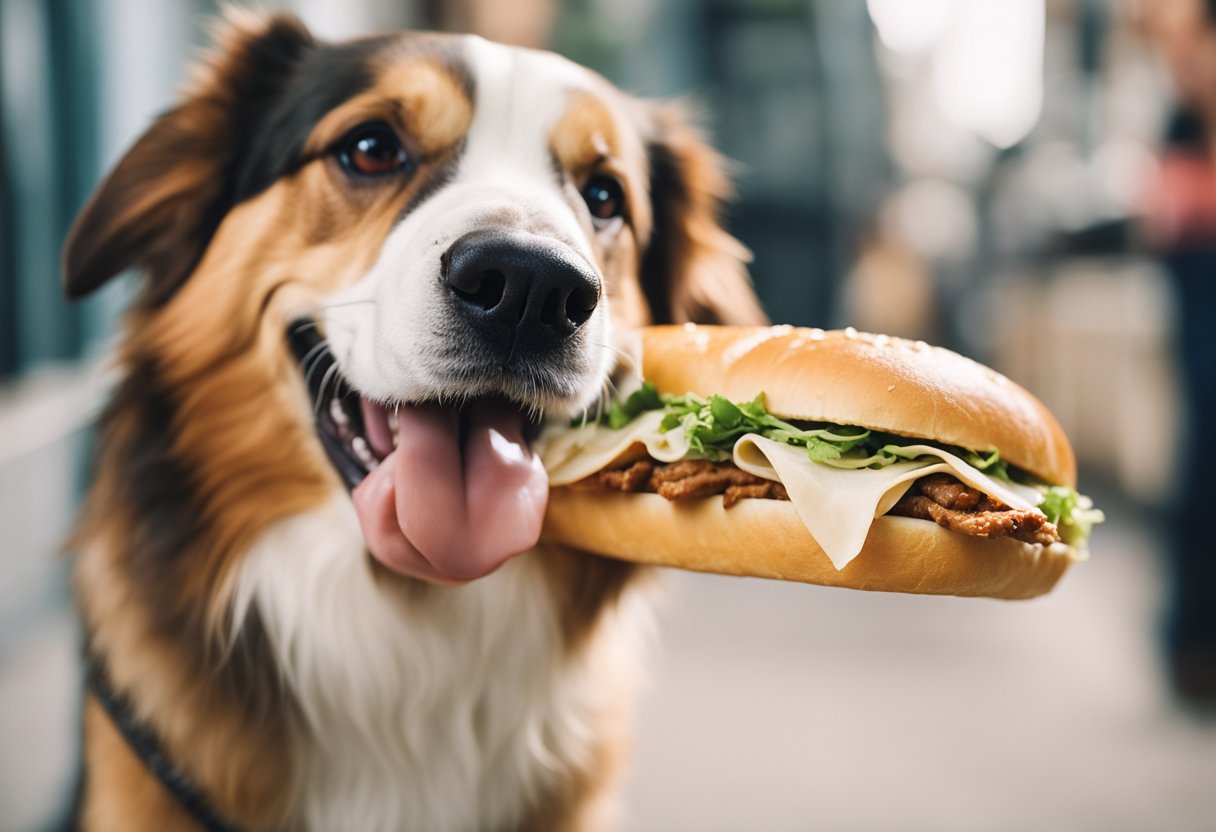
[{"x1": 86, "y1": 658, "x2": 245, "y2": 832}]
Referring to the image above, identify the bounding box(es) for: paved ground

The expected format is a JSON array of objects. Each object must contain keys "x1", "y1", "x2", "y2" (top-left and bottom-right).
[
  {"x1": 4, "y1": 483, "x2": 1214, "y2": 831},
  {"x1": 623, "y1": 497, "x2": 1216, "y2": 831}
]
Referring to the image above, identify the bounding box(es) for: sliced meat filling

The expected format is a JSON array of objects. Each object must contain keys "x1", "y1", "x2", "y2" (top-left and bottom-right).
[
  {"x1": 572, "y1": 459, "x2": 789, "y2": 508},
  {"x1": 571, "y1": 462, "x2": 1061, "y2": 544},
  {"x1": 892, "y1": 473, "x2": 1060, "y2": 545}
]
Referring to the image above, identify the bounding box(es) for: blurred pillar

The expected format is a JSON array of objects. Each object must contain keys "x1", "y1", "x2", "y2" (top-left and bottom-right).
[
  {"x1": 0, "y1": 0, "x2": 95, "y2": 375},
  {"x1": 0, "y1": 3, "x2": 15, "y2": 377}
]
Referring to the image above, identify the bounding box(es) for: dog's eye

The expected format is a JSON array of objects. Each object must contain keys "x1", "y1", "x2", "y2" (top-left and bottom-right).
[
  {"x1": 338, "y1": 123, "x2": 409, "y2": 177},
  {"x1": 581, "y1": 176, "x2": 625, "y2": 223}
]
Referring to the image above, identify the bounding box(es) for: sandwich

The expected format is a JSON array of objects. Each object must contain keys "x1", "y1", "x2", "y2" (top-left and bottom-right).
[{"x1": 536, "y1": 324, "x2": 1102, "y2": 599}]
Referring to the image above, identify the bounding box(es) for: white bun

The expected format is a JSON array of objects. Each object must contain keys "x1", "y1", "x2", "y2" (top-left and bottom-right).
[
  {"x1": 638, "y1": 325, "x2": 1076, "y2": 487},
  {"x1": 542, "y1": 490, "x2": 1075, "y2": 600}
]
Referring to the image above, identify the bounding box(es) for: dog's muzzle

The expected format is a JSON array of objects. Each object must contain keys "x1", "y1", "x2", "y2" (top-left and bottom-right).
[{"x1": 442, "y1": 229, "x2": 600, "y2": 363}]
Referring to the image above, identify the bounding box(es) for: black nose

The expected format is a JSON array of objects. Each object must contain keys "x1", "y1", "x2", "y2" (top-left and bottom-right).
[{"x1": 442, "y1": 229, "x2": 600, "y2": 359}]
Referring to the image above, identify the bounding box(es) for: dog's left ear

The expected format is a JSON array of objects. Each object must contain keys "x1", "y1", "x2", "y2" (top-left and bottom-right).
[
  {"x1": 62, "y1": 11, "x2": 315, "y2": 302},
  {"x1": 638, "y1": 103, "x2": 767, "y2": 326}
]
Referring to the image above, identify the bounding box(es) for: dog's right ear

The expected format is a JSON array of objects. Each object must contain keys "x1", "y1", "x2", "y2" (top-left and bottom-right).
[{"x1": 62, "y1": 10, "x2": 315, "y2": 303}]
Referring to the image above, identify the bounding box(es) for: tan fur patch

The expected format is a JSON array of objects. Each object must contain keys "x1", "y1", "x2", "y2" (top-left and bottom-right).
[
  {"x1": 304, "y1": 56, "x2": 472, "y2": 161},
  {"x1": 81, "y1": 680, "x2": 293, "y2": 830},
  {"x1": 550, "y1": 92, "x2": 651, "y2": 236},
  {"x1": 376, "y1": 56, "x2": 473, "y2": 156},
  {"x1": 81, "y1": 697, "x2": 195, "y2": 831},
  {"x1": 550, "y1": 93, "x2": 620, "y2": 177}
]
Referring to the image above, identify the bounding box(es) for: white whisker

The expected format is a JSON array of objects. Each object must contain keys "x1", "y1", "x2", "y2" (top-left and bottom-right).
[
  {"x1": 314, "y1": 363, "x2": 340, "y2": 418},
  {"x1": 308, "y1": 312, "x2": 356, "y2": 335},
  {"x1": 302, "y1": 344, "x2": 334, "y2": 394},
  {"x1": 315, "y1": 298, "x2": 377, "y2": 311},
  {"x1": 298, "y1": 340, "x2": 330, "y2": 373}
]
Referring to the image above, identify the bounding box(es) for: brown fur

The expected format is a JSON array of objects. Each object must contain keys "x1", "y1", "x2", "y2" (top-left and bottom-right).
[
  {"x1": 65, "y1": 11, "x2": 764, "y2": 830},
  {"x1": 516, "y1": 676, "x2": 637, "y2": 832},
  {"x1": 63, "y1": 13, "x2": 320, "y2": 304},
  {"x1": 81, "y1": 697, "x2": 202, "y2": 831},
  {"x1": 551, "y1": 91, "x2": 656, "y2": 333},
  {"x1": 639, "y1": 103, "x2": 767, "y2": 326}
]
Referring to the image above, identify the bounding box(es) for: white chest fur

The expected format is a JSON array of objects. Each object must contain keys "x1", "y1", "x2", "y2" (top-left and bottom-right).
[{"x1": 232, "y1": 496, "x2": 646, "y2": 832}]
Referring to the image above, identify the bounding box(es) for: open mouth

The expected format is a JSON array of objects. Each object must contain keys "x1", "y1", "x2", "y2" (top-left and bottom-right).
[
  {"x1": 287, "y1": 319, "x2": 552, "y2": 583},
  {"x1": 288, "y1": 320, "x2": 386, "y2": 490},
  {"x1": 288, "y1": 319, "x2": 548, "y2": 489}
]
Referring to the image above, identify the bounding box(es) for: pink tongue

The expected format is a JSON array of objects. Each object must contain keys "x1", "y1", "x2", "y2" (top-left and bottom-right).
[{"x1": 351, "y1": 400, "x2": 548, "y2": 584}]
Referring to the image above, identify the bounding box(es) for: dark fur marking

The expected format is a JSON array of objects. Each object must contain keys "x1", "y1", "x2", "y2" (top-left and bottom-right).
[
  {"x1": 65, "y1": 22, "x2": 483, "y2": 310},
  {"x1": 638, "y1": 139, "x2": 681, "y2": 324},
  {"x1": 62, "y1": 19, "x2": 385, "y2": 308},
  {"x1": 146, "y1": 32, "x2": 387, "y2": 307},
  {"x1": 91, "y1": 355, "x2": 286, "y2": 708},
  {"x1": 100, "y1": 359, "x2": 209, "y2": 630},
  {"x1": 232, "y1": 35, "x2": 393, "y2": 202}
]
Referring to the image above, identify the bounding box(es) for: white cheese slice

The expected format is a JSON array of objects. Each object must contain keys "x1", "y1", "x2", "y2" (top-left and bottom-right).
[
  {"x1": 538, "y1": 421, "x2": 1047, "y2": 572},
  {"x1": 539, "y1": 411, "x2": 690, "y2": 486},
  {"x1": 733, "y1": 436, "x2": 1041, "y2": 570},
  {"x1": 855, "y1": 444, "x2": 1041, "y2": 514}
]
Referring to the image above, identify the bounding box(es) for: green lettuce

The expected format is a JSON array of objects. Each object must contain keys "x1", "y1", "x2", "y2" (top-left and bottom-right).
[
  {"x1": 1038, "y1": 486, "x2": 1106, "y2": 546},
  {"x1": 604, "y1": 382, "x2": 664, "y2": 429},
  {"x1": 587, "y1": 381, "x2": 1102, "y2": 544},
  {"x1": 595, "y1": 382, "x2": 978, "y2": 470}
]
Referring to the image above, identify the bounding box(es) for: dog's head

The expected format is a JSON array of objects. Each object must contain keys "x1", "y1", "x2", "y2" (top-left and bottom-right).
[{"x1": 65, "y1": 11, "x2": 764, "y2": 587}]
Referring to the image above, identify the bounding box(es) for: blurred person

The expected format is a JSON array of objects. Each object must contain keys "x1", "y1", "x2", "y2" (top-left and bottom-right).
[
  {"x1": 843, "y1": 229, "x2": 939, "y2": 342},
  {"x1": 1141, "y1": 0, "x2": 1216, "y2": 705},
  {"x1": 425, "y1": 0, "x2": 557, "y2": 47}
]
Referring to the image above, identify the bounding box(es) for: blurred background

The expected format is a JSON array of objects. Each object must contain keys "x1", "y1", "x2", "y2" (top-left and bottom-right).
[{"x1": 3, "y1": 0, "x2": 1216, "y2": 829}]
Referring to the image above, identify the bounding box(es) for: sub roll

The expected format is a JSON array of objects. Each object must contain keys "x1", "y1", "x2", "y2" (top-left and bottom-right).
[{"x1": 537, "y1": 325, "x2": 1103, "y2": 600}]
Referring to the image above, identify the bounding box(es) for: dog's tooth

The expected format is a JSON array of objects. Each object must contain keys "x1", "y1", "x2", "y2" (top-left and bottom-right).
[
  {"x1": 389, "y1": 408, "x2": 399, "y2": 448},
  {"x1": 330, "y1": 398, "x2": 349, "y2": 426},
  {"x1": 352, "y1": 436, "x2": 379, "y2": 470}
]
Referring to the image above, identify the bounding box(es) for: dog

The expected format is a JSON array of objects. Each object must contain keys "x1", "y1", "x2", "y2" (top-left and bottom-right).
[{"x1": 63, "y1": 9, "x2": 765, "y2": 831}]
